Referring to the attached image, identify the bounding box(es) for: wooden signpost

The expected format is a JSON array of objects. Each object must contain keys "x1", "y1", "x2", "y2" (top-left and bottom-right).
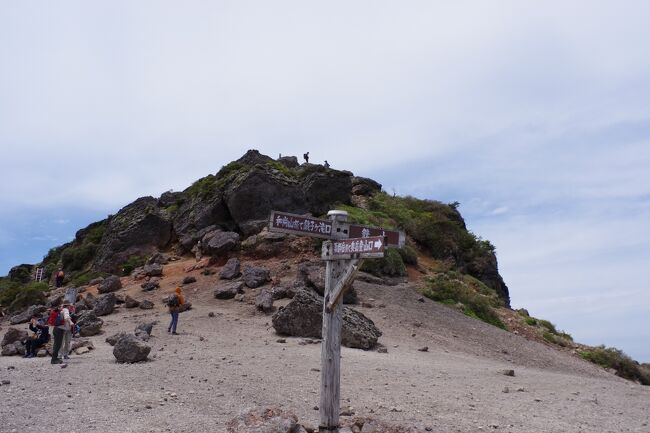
[{"x1": 269, "y1": 210, "x2": 404, "y2": 432}]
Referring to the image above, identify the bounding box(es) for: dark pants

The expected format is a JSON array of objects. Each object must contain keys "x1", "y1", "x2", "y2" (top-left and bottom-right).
[
  {"x1": 51, "y1": 328, "x2": 64, "y2": 363},
  {"x1": 25, "y1": 338, "x2": 48, "y2": 356},
  {"x1": 168, "y1": 311, "x2": 179, "y2": 333},
  {"x1": 55, "y1": 277, "x2": 63, "y2": 288}
]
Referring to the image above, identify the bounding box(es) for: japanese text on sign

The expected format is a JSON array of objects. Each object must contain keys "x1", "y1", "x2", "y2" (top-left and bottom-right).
[
  {"x1": 333, "y1": 238, "x2": 383, "y2": 254},
  {"x1": 274, "y1": 214, "x2": 331, "y2": 235}
]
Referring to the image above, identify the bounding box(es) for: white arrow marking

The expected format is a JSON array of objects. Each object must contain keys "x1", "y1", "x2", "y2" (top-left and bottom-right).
[{"x1": 374, "y1": 239, "x2": 383, "y2": 249}]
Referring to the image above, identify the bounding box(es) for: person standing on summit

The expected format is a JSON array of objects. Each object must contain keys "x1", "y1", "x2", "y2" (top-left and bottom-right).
[{"x1": 303, "y1": 152, "x2": 309, "y2": 163}]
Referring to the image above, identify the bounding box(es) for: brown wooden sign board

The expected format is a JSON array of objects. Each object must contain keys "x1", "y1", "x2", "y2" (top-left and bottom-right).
[
  {"x1": 348, "y1": 224, "x2": 405, "y2": 248},
  {"x1": 268, "y1": 210, "x2": 333, "y2": 239},
  {"x1": 321, "y1": 236, "x2": 385, "y2": 260}
]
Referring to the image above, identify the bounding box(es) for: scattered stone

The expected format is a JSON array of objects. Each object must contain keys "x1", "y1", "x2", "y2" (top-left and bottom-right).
[
  {"x1": 276, "y1": 338, "x2": 286, "y2": 343},
  {"x1": 1, "y1": 380, "x2": 10, "y2": 385},
  {"x1": 202, "y1": 230, "x2": 240, "y2": 256},
  {"x1": 135, "y1": 322, "x2": 156, "y2": 336},
  {"x1": 113, "y1": 334, "x2": 151, "y2": 363},
  {"x1": 226, "y1": 406, "x2": 299, "y2": 433},
  {"x1": 214, "y1": 281, "x2": 245, "y2": 299},
  {"x1": 10, "y1": 305, "x2": 47, "y2": 325},
  {"x1": 502, "y1": 369, "x2": 515, "y2": 377},
  {"x1": 141, "y1": 278, "x2": 160, "y2": 291},
  {"x1": 255, "y1": 289, "x2": 274, "y2": 313},
  {"x1": 139, "y1": 300, "x2": 154, "y2": 310},
  {"x1": 242, "y1": 265, "x2": 271, "y2": 288},
  {"x1": 219, "y1": 258, "x2": 241, "y2": 280},
  {"x1": 182, "y1": 276, "x2": 197, "y2": 285},
  {"x1": 503, "y1": 387, "x2": 510, "y2": 393},
  {"x1": 340, "y1": 407, "x2": 355, "y2": 416},
  {"x1": 377, "y1": 346, "x2": 388, "y2": 354},
  {"x1": 124, "y1": 295, "x2": 140, "y2": 308},
  {"x1": 77, "y1": 310, "x2": 104, "y2": 337},
  {"x1": 97, "y1": 276, "x2": 122, "y2": 294},
  {"x1": 418, "y1": 297, "x2": 425, "y2": 303},
  {"x1": 144, "y1": 263, "x2": 163, "y2": 277},
  {"x1": 93, "y1": 293, "x2": 117, "y2": 316},
  {"x1": 146, "y1": 252, "x2": 169, "y2": 265},
  {"x1": 1, "y1": 328, "x2": 28, "y2": 348},
  {"x1": 208, "y1": 312, "x2": 215, "y2": 318},
  {"x1": 418, "y1": 346, "x2": 429, "y2": 352}
]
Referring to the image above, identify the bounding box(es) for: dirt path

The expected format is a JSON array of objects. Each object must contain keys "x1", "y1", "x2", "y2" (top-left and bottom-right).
[{"x1": 1, "y1": 258, "x2": 649, "y2": 433}]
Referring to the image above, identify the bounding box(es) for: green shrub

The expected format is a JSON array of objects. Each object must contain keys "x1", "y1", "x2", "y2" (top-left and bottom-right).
[
  {"x1": 525, "y1": 317, "x2": 538, "y2": 326},
  {"x1": 61, "y1": 244, "x2": 97, "y2": 271},
  {"x1": 0, "y1": 281, "x2": 49, "y2": 312},
  {"x1": 397, "y1": 245, "x2": 418, "y2": 265},
  {"x1": 187, "y1": 174, "x2": 219, "y2": 198},
  {"x1": 360, "y1": 248, "x2": 406, "y2": 277},
  {"x1": 579, "y1": 346, "x2": 650, "y2": 385},
  {"x1": 120, "y1": 255, "x2": 145, "y2": 276},
  {"x1": 265, "y1": 160, "x2": 296, "y2": 178},
  {"x1": 69, "y1": 271, "x2": 105, "y2": 287},
  {"x1": 420, "y1": 272, "x2": 505, "y2": 329},
  {"x1": 538, "y1": 319, "x2": 558, "y2": 334}
]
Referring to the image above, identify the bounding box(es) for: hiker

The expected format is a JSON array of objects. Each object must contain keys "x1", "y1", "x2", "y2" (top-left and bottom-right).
[
  {"x1": 60, "y1": 303, "x2": 75, "y2": 360},
  {"x1": 167, "y1": 287, "x2": 185, "y2": 335},
  {"x1": 24, "y1": 315, "x2": 50, "y2": 358},
  {"x1": 324, "y1": 160, "x2": 330, "y2": 169},
  {"x1": 303, "y1": 152, "x2": 309, "y2": 163},
  {"x1": 55, "y1": 269, "x2": 65, "y2": 288},
  {"x1": 48, "y1": 304, "x2": 71, "y2": 364}
]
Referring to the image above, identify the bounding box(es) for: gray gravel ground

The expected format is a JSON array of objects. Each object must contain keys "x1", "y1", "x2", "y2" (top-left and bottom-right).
[{"x1": 1, "y1": 274, "x2": 649, "y2": 433}]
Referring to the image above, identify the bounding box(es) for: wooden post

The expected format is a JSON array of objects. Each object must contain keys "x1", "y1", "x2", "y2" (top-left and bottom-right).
[{"x1": 320, "y1": 210, "x2": 348, "y2": 432}]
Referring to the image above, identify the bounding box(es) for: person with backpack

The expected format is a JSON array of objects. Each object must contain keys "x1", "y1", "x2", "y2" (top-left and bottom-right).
[
  {"x1": 24, "y1": 315, "x2": 50, "y2": 358},
  {"x1": 167, "y1": 287, "x2": 185, "y2": 335},
  {"x1": 48, "y1": 304, "x2": 71, "y2": 364},
  {"x1": 55, "y1": 270, "x2": 65, "y2": 288},
  {"x1": 59, "y1": 303, "x2": 75, "y2": 360}
]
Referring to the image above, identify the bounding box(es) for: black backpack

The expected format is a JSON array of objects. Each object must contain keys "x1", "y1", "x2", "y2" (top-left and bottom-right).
[{"x1": 168, "y1": 294, "x2": 179, "y2": 308}]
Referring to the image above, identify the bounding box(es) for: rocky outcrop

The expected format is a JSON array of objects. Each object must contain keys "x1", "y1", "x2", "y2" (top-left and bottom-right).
[
  {"x1": 301, "y1": 166, "x2": 353, "y2": 216},
  {"x1": 93, "y1": 293, "x2": 117, "y2": 316},
  {"x1": 242, "y1": 265, "x2": 271, "y2": 288},
  {"x1": 272, "y1": 290, "x2": 381, "y2": 350},
  {"x1": 1, "y1": 328, "x2": 28, "y2": 349},
  {"x1": 113, "y1": 334, "x2": 151, "y2": 363},
  {"x1": 97, "y1": 275, "x2": 122, "y2": 294},
  {"x1": 214, "y1": 282, "x2": 245, "y2": 299},
  {"x1": 296, "y1": 262, "x2": 356, "y2": 304},
  {"x1": 219, "y1": 258, "x2": 241, "y2": 279},
  {"x1": 202, "y1": 230, "x2": 240, "y2": 256},
  {"x1": 93, "y1": 197, "x2": 173, "y2": 273},
  {"x1": 351, "y1": 176, "x2": 382, "y2": 196}
]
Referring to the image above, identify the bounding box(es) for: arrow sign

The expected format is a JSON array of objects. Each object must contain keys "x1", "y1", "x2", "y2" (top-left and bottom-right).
[
  {"x1": 348, "y1": 224, "x2": 405, "y2": 248},
  {"x1": 321, "y1": 236, "x2": 385, "y2": 260},
  {"x1": 269, "y1": 211, "x2": 333, "y2": 239}
]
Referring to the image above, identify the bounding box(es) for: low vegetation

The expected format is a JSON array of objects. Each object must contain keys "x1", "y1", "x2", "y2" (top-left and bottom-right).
[
  {"x1": 579, "y1": 346, "x2": 650, "y2": 385},
  {"x1": 0, "y1": 280, "x2": 49, "y2": 312},
  {"x1": 420, "y1": 271, "x2": 506, "y2": 329},
  {"x1": 120, "y1": 255, "x2": 146, "y2": 276}
]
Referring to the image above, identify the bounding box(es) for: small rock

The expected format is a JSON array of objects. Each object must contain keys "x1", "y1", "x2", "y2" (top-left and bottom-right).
[
  {"x1": 502, "y1": 387, "x2": 510, "y2": 393},
  {"x1": 501, "y1": 369, "x2": 515, "y2": 377},
  {"x1": 418, "y1": 297, "x2": 425, "y2": 302},
  {"x1": 139, "y1": 300, "x2": 154, "y2": 310},
  {"x1": 208, "y1": 312, "x2": 215, "y2": 317},
  {"x1": 1, "y1": 380, "x2": 10, "y2": 385},
  {"x1": 276, "y1": 338, "x2": 286, "y2": 343},
  {"x1": 418, "y1": 346, "x2": 429, "y2": 352},
  {"x1": 182, "y1": 276, "x2": 197, "y2": 285}
]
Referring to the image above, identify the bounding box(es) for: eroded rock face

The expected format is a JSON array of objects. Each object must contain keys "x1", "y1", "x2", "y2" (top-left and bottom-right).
[
  {"x1": 113, "y1": 334, "x2": 151, "y2": 363},
  {"x1": 271, "y1": 290, "x2": 381, "y2": 350},
  {"x1": 98, "y1": 275, "x2": 122, "y2": 294},
  {"x1": 351, "y1": 176, "x2": 382, "y2": 196},
  {"x1": 94, "y1": 197, "x2": 173, "y2": 273},
  {"x1": 301, "y1": 168, "x2": 353, "y2": 216}
]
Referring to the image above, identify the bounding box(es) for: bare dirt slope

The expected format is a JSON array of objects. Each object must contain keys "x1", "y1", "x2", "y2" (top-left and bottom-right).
[{"x1": 1, "y1": 257, "x2": 649, "y2": 433}]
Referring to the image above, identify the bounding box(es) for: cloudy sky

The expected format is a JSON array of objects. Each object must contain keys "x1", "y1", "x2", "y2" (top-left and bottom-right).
[{"x1": 1, "y1": 2, "x2": 649, "y2": 361}]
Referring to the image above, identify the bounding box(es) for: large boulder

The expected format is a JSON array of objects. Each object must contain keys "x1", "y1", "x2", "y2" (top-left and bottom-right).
[
  {"x1": 219, "y1": 258, "x2": 241, "y2": 280},
  {"x1": 106, "y1": 332, "x2": 128, "y2": 346},
  {"x1": 297, "y1": 262, "x2": 356, "y2": 304},
  {"x1": 93, "y1": 196, "x2": 174, "y2": 273},
  {"x1": 301, "y1": 167, "x2": 353, "y2": 216},
  {"x1": 214, "y1": 282, "x2": 245, "y2": 299},
  {"x1": 141, "y1": 278, "x2": 160, "y2": 292},
  {"x1": 242, "y1": 265, "x2": 271, "y2": 288},
  {"x1": 77, "y1": 310, "x2": 104, "y2": 336},
  {"x1": 97, "y1": 275, "x2": 122, "y2": 294},
  {"x1": 272, "y1": 290, "x2": 381, "y2": 350},
  {"x1": 202, "y1": 230, "x2": 240, "y2": 256},
  {"x1": 9, "y1": 305, "x2": 47, "y2": 325},
  {"x1": 124, "y1": 295, "x2": 140, "y2": 308},
  {"x1": 93, "y1": 293, "x2": 117, "y2": 316},
  {"x1": 1, "y1": 328, "x2": 28, "y2": 348},
  {"x1": 113, "y1": 334, "x2": 151, "y2": 363}
]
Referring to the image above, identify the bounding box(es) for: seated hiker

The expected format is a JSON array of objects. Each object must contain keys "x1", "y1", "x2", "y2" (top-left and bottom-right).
[{"x1": 24, "y1": 315, "x2": 50, "y2": 358}]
